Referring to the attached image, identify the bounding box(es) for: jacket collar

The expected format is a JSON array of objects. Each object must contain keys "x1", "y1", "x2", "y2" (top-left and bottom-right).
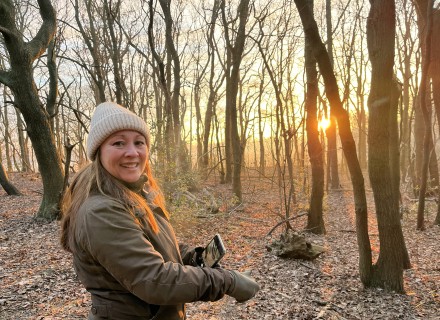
[{"x1": 119, "y1": 173, "x2": 148, "y2": 194}]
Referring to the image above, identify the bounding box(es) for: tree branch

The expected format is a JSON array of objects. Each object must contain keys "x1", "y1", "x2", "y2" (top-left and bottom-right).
[
  {"x1": 0, "y1": 25, "x2": 14, "y2": 38},
  {"x1": 27, "y1": 0, "x2": 56, "y2": 61},
  {"x1": 266, "y1": 212, "x2": 308, "y2": 237},
  {"x1": 0, "y1": 1, "x2": 21, "y2": 44}
]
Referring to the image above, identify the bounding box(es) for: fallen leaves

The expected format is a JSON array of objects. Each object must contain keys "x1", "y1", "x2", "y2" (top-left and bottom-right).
[{"x1": 1, "y1": 173, "x2": 439, "y2": 319}]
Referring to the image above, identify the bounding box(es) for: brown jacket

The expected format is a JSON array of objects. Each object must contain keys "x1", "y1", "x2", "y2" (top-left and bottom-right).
[{"x1": 71, "y1": 190, "x2": 234, "y2": 319}]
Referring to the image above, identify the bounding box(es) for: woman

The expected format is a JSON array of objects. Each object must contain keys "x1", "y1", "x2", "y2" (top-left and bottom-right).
[{"x1": 61, "y1": 102, "x2": 259, "y2": 320}]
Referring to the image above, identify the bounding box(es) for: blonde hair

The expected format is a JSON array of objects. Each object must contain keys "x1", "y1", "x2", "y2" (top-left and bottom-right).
[{"x1": 60, "y1": 155, "x2": 168, "y2": 253}]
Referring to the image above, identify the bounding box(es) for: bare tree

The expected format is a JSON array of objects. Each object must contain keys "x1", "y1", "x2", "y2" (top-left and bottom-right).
[
  {"x1": 304, "y1": 0, "x2": 325, "y2": 234},
  {"x1": 0, "y1": 0, "x2": 64, "y2": 219},
  {"x1": 103, "y1": 0, "x2": 128, "y2": 106},
  {"x1": 0, "y1": 96, "x2": 13, "y2": 171},
  {"x1": 202, "y1": 0, "x2": 223, "y2": 172},
  {"x1": 367, "y1": 0, "x2": 410, "y2": 291},
  {"x1": 74, "y1": 0, "x2": 107, "y2": 103},
  {"x1": 220, "y1": 0, "x2": 252, "y2": 201},
  {"x1": 412, "y1": 0, "x2": 439, "y2": 197},
  {"x1": 157, "y1": 0, "x2": 189, "y2": 172},
  {"x1": 396, "y1": 0, "x2": 418, "y2": 181},
  {"x1": 431, "y1": 6, "x2": 440, "y2": 226},
  {"x1": 325, "y1": 0, "x2": 340, "y2": 189},
  {"x1": 294, "y1": 0, "x2": 372, "y2": 286},
  {"x1": 252, "y1": 3, "x2": 300, "y2": 220},
  {"x1": 415, "y1": 0, "x2": 435, "y2": 230}
]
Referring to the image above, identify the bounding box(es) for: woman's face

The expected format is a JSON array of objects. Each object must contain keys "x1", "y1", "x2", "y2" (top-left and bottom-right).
[{"x1": 99, "y1": 130, "x2": 148, "y2": 183}]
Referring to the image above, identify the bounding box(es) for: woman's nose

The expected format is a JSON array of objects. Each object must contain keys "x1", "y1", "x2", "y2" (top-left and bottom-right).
[{"x1": 124, "y1": 143, "x2": 139, "y2": 156}]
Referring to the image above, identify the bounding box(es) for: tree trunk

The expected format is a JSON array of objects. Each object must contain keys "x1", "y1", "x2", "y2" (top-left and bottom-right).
[
  {"x1": 305, "y1": 0, "x2": 325, "y2": 234},
  {"x1": 202, "y1": 0, "x2": 221, "y2": 172},
  {"x1": 221, "y1": 0, "x2": 251, "y2": 201},
  {"x1": 104, "y1": 0, "x2": 129, "y2": 106},
  {"x1": 158, "y1": 0, "x2": 188, "y2": 173},
  {"x1": 16, "y1": 108, "x2": 31, "y2": 172},
  {"x1": 390, "y1": 79, "x2": 402, "y2": 212},
  {"x1": 399, "y1": 0, "x2": 415, "y2": 182},
  {"x1": 46, "y1": 38, "x2": 58, "y2": 133},
  {"x1": 2, "y1": 102, "x2": 13, "y2": 171},
  {"x1": 367, "y1": 0, "x2": 409, "y2": 292},
  {"x1": 326, "y1": 118, "x2": 340, "y2": 189},
  {"x1": 214, "y1": 107, "x2": 226, "y2": 183},
  {"x1": 0, "y1": 0, "x2": 64, "y2": 220},
  {"x1": 148, "y1": 0, "x2": 173, "y2": 168},
  {"x1": 258, "y1": 76, "x2": 266, "y2": 177},
  {"x1": 294, "y1": 0, "x2": 372, "y2": 285},
  {"x1": 358, "y1": 102, "x2": 367, "y2": 171},
  {"x1": 325, "y1": 0, "x2": 340, "y2": 189},
  {"x1": 431, "y1": 8, "x2": 440, "y2": 226},
  {"x1": 416, "y1": 0, "x2": 435, "y2": 231}
]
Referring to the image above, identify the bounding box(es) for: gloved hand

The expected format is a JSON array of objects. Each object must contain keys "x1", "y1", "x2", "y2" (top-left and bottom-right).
[
  {"x1": 228, "y1": 270, "x2": 260, "y2": 302},
  {"x1": 189, "y1": 247, "x2": 205, "y2": 267}
]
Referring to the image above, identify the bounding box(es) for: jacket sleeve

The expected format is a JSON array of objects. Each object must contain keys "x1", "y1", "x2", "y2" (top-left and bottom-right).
[
  {"x1": 77, "y1": 198, "x2": 234, "y2": 305},
  {"x1": 179, "y1": 243, "x2": 193, "y2": 265}
]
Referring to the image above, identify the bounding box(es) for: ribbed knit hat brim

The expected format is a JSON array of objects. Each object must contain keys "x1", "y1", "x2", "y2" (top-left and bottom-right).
[{"x1": 86, "y1": 102, "x2": 150, "y2": 160}]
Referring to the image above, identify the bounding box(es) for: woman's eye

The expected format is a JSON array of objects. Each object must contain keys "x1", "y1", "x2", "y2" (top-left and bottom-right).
[
  {"x1": 112, "y1": 141, "x2": 124, "y2": 147},
  {"x1": 135, "y1": 140, "x2": 146, "y2": 146}
]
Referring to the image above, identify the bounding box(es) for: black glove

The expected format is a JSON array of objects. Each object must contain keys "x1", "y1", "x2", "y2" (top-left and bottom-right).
[
  {"x1": 189, "y1": 246, "x2": 205, "y2": 267},
  {"x1": 227, "y1": 270, "x2": 260, "y2": 302}
]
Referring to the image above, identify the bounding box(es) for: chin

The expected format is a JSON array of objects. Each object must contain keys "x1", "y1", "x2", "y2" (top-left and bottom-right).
[{"x1": 121, "y1": 175, "x2": 141, "y2": 183}]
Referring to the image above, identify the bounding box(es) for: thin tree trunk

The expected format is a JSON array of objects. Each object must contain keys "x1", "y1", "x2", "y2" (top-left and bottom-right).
[
  {"x1": 431, "y1": 8, "x2": 440, "y2": 226},
  {"x1": 16, "y1": 108, "x2": 30, "y2": 172},
  {"x1": 158, "y1": 0, "x2": 187, "y2": 172},
  {"x1": 325, "y1": 0, "x2": 340, "y2": 189},
  {"x1": 221, "y1": 0, "x2": 250, "y2": 201},
  {"x1": 305, "y1": 0, "x2": 325, "y2": 234},
  {"x1": 203, "y1": 1, "x2": 222, "y2": 171},
  {"x1": 417, "y1": 0, "x2": 435, "y2": 231},
  {"x1": 2, "y1": 102, "x2": 13, "y2": 171},
  {"x1": 148, "y1": 0, "x2": 173, "y2": 166},
  {"x1": 258, "y1": 75, "x2": 266, "y2": 177}
]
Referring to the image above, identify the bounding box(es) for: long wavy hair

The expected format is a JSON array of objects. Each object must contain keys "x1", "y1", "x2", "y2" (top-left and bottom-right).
[{"x1": 60, "y1": 153, "x2": 168, "y2": 253}]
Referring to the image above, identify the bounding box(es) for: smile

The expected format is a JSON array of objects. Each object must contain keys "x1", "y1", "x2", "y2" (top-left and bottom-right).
[{"x1": 121, "y1": 163, "x2": 138, "y2": 168}]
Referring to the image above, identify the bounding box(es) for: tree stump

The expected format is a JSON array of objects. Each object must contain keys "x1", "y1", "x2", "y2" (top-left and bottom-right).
[{"x1": 266, "y1": 231, "x2": 325, "y2": 260}]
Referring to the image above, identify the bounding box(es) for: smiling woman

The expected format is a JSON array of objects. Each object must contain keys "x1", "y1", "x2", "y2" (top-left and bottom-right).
[
  {"x1": 99, "y1": 131, "x2": 148, "y2": 183},
  {"x1": 60, "y1": 101, "x2": 259, "y2": 320}
]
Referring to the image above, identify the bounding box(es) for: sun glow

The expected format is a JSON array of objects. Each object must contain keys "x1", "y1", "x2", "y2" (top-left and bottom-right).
[{"x1": 318, "y1": 117, "x2": 331, "y2": 131}]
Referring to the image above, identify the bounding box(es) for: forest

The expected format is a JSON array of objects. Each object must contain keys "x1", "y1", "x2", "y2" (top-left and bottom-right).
[{"x1": 0, "y1": 0, "x2": 439, "y2": 319}]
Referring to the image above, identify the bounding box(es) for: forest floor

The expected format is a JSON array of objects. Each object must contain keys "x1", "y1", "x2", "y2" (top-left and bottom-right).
[{"x1": 0, "y1": 172, "x2": 439, "y2": 320}]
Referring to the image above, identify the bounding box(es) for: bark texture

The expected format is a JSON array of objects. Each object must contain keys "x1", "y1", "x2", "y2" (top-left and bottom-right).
[
  {"x1": 367, "y1": 0, "x2": 409, "y2": 292},
  {"x1": 304, "y1": 0, "x2": 325, "y2": 234}
]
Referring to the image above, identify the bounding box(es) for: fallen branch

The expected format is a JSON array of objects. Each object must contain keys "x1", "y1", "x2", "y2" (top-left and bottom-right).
[
  {"x1": 266, "y1": 212, "x2": 308, "y2": 236},
  {"x1": 227, "y1": 202, "x2": 244, "y2": 215}
]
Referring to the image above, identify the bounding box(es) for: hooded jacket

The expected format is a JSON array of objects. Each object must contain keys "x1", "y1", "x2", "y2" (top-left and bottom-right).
[{"x1": 71, "y1": 184, "x2": 234, "y2": 319}]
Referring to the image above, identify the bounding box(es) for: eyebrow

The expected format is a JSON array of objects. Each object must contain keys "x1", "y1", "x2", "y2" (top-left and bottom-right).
[{"x1": 110, "y1": 133, "x2": 145, "y2": 139}]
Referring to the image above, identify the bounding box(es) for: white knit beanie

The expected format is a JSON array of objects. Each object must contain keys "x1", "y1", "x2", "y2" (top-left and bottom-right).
[{"x1": 86, "y1": 102, "x2": 150, "y2": 160}]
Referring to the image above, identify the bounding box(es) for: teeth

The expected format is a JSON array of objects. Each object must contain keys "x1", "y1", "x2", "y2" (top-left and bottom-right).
[{"x1": 122, "y1": 163, "x2": 137, "y2": 168}]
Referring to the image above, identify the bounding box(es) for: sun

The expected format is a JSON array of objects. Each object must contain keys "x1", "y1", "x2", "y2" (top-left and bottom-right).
[{"x1": 318, "y1": 117, "x2": 330, "y2": 131}]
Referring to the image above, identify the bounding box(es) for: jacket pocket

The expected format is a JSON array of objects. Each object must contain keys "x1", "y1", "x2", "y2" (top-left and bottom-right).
[{"x1": 88, "y1": 304, "x2": 109, "y2": 319}]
